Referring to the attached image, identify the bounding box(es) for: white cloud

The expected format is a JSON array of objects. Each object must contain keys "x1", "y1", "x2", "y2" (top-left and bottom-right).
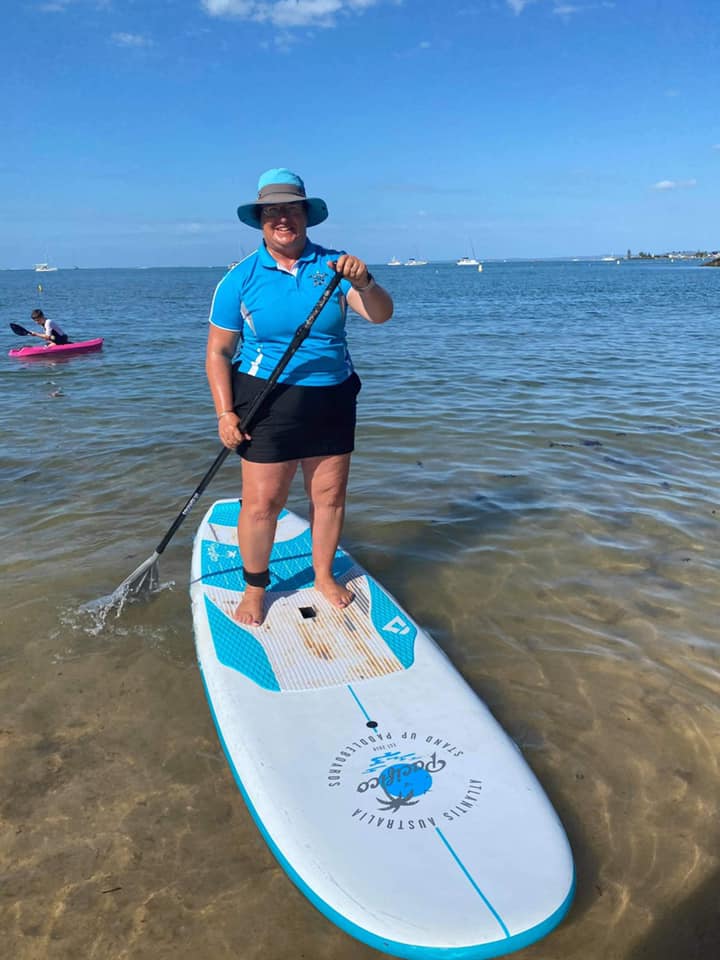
[
  {"x1": 508, "y1": 1, "x2": 616, "y2": 15},
  {"x1": 202, "y1": 0, "x2": 255, "y2": 16},
  {"x1": 201, "y1": 0, "x2": 389, "y2": 29},
  {"x1": 506, "y1": 0, "x2": 534, "y2": 12},
  {"x1": 652, "y1": 179, "x2": 697, "y2": 191},
  {"x1": 111, "y1": 32, "x2": 153, "y2": 47},
  {"x1": 40, "y1": 0, "x2": 112, "y2": 11}
]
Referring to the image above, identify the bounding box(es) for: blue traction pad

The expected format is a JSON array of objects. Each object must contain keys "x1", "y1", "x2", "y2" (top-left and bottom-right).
[
  {"x1": 207, "y1": 500, "x2": 288, "y2": 528},
  {"x1": 198, "y1": 503, "x2": 418, "y2": 689},
  {"x1": 200, "y1": 527, "x2": 354, "y2": 593},
  {"x1": 203, "y1": 593, "x2": 281, "y2": 691}
]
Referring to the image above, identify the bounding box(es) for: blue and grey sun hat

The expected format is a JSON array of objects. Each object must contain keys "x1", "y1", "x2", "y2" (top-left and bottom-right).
[{"x1": 236, "y1": 168, "x2": 329, "y2": 229}]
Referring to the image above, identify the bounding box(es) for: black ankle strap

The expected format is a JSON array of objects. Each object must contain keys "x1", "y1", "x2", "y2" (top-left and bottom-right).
[{"x1": 243, "y1": 568, "x2": 270, "y2": 588}]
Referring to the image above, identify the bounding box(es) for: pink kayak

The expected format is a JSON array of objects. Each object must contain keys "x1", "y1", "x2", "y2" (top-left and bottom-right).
[{"x1": 8, "y1": 337, "x2": 104, "y2": 359}]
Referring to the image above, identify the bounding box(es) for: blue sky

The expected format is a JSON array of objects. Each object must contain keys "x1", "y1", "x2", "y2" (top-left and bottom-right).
[{"x1": 2, "y1": 0, "x2": 718, "y2": 267}]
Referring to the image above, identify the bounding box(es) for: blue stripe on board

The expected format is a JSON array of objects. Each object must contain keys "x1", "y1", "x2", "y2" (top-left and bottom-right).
[
  {"x1": 347, "y1": 684, "x2": 371, "y2": 721},
  {"x1": 435, "y1": 828, "x2": 510, "y2": 939},
  {"x1": 198, "y1": 666, "x2": 576, "y2": 959}
]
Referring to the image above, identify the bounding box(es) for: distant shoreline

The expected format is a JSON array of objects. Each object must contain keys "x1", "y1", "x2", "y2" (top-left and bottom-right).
[{"x1": 2, "y1": 254, "x2": 719, "y2": 271}]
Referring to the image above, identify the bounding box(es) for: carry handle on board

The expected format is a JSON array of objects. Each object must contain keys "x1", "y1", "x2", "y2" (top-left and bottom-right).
[{"x1": 106, "y1": 270, "x2": 343, "y2": 603}]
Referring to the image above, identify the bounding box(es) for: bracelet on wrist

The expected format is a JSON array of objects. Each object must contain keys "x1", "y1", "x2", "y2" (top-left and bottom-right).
[
  {"x1": 354, "y1": 272, "x2": 376, "y2": 293},
  {"x1": 217, "y1": 410, "x2": 236, "y2": 420}
]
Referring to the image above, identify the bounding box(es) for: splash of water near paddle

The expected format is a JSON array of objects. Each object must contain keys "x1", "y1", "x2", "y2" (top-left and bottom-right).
[{"x1": 79, "y1": 577, "x2": 175, "y2": 633}]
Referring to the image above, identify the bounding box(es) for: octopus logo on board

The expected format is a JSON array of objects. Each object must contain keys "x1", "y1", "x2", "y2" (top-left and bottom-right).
[{"x1": 326, "y1": 730, "x2": 483, "y2": 832}]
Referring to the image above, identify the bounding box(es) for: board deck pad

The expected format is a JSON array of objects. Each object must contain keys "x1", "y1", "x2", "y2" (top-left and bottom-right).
[{"x1": 191, "y1": 499, "x2": 575, "y2": 959}]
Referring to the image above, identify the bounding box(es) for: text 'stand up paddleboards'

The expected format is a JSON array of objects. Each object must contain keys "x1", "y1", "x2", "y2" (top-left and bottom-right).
[
  {"x1": 191, "y1": 499, "x2": 575, "y2": 959},
  {"x1": 8, "y1": 337, "x2": 103, "y2": 359}
]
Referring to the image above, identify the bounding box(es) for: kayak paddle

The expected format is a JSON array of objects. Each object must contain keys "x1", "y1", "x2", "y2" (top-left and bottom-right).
[
  {"x1": 10, "y1": 323, "x2": 33, "y2": 336},
  {"x1": 105, "y1": 270, "x2": 344, "y2": 607}
]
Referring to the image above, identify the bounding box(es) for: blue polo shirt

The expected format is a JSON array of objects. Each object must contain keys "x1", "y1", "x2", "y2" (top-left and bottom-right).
[{"x1": 208, "y1": 240, "x2": 354, "y2": 387}]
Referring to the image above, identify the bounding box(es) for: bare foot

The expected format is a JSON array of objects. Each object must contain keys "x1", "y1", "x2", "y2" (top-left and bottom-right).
[
  {"x1": 316, "y1": 576, "x2": 354, "y2": 609},
  {"x1": 233, "y1": 586, "x2": 265, "y2": 626}
]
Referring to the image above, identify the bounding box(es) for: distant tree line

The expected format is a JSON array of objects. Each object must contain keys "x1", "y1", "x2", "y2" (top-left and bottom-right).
[{"x1": 629, "y1": 250, "x2": 714, "y2": 260}]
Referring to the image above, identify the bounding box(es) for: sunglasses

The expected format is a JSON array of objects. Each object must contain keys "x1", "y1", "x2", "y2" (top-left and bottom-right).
[{"x1": 261, "y1": 203, "x2": 305, "y2": 221}]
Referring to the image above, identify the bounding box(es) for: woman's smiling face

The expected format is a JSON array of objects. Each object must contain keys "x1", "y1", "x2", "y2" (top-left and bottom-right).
[{"x1": 261, "y1": 202, "x2": 308, "y2": 259}]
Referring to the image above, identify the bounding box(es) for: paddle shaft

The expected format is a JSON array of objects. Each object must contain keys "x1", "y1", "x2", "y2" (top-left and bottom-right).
[{"x1": 153, "y1": 270, "x2": 343, "y2": 556}]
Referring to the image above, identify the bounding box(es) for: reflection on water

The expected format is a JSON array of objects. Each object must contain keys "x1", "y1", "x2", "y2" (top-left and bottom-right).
[{"x1": 0, "y1": 262, "x2": 718, "y2": 958}]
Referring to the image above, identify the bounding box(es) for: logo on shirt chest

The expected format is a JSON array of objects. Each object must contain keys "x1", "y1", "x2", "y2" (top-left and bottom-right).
[{"x1": 310, "y1": 269, "x2": 329, "y2": 287}]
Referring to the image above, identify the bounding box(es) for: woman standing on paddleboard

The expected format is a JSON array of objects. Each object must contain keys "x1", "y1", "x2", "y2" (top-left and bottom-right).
[{"x1": 205, "y1": 168, "x2": 393, "y2": 627}]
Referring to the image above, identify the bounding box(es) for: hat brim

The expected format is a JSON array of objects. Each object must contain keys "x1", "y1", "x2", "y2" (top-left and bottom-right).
[{"x1": 236, "y1": 195, "x2": 328, "y2": 229}]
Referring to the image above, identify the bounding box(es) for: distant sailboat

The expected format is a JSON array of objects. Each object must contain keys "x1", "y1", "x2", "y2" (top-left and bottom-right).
[
  {"x1": 457, "y1": 242, "x2": 480, "y2": 266},
  {"x1": 34, "y1": 262, "x2": 58, "y2": 272},
  {"x1": 404, "y1": 257, "x2": 428, "y2": 266},
  {"x1": 387, "y1": 256, "x2": 402, "y2": 266}
]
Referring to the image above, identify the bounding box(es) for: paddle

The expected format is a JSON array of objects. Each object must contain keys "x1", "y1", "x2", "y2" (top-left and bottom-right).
[
  {"x1": 10, "y1": 322, "x2": 34, "y2": 336},
  {"x1": 105, "y1": 270, "x2": 343, "y2": 606}
]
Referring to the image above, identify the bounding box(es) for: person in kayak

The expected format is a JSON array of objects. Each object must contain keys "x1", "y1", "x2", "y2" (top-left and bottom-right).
[
  {"x1": 206, "y1": 168, "x2": 393, "y2": 626},
  {"x1": 29, "y1": 309, "x2": 69, "y2": 345}
]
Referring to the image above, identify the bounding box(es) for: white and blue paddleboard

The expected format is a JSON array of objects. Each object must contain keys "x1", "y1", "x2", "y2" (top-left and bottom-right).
[{"x1": 190, "y1": 499, "x2": 574, "y2": 959}]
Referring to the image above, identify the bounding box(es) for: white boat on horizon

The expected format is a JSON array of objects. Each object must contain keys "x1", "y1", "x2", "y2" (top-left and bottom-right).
[
  {"x1": 404, "y1": 257, "x2": 428, "y2": 266},
  {"x1": 457, "y1": 241, "x2": 481, "y2": 267},
  {"x1": 34, "y1": 262, "x2": 58, "y2": 272},
  {"x1": 387, "y1": 256, "x2": 402, "y2": 266}
]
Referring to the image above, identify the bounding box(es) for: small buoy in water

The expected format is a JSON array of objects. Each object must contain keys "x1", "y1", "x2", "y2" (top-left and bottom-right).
[{"x1": 477, "y1": 263, "x2": 483, "y2": 272}]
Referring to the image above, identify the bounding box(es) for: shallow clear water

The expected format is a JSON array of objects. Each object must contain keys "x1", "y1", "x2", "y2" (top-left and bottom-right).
[{"x1": 1, "y1": 260, "x2": 718, "y2": 958}]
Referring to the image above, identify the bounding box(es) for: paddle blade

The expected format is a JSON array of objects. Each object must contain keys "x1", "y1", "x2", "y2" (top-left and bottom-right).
[
  {"x1": 81, "y1": 553, "x2": 163, "y2": 625},
  {"x1": 113, "y1": 553, "x2": 160, "y2": 601},
  {"x1": 10, "y1": 323, "x2": 31, "y2": 336}
]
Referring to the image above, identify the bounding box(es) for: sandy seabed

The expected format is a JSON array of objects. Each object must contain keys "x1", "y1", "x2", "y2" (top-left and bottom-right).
[{"x1": 1, "y1": 563, "x2": 718, "y2": 960}]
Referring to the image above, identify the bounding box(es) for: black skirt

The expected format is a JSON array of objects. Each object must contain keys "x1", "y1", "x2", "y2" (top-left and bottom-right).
[{"x1": 231, "y1": 369, "x2": 362, "y2": 463}]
